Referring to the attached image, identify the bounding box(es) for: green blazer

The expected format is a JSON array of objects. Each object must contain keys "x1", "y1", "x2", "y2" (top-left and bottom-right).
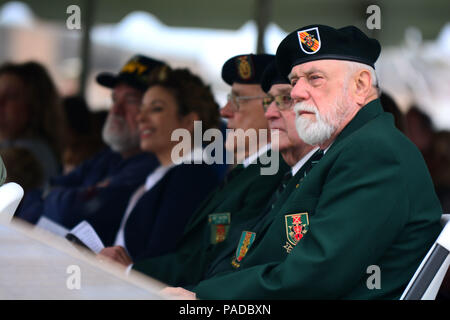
[
  {"x1": 133, "y1": 151, "x2": 290, "y2": 287},
  {"x1": 193, "y1": 99, "x2": 443, "y2": 300}
]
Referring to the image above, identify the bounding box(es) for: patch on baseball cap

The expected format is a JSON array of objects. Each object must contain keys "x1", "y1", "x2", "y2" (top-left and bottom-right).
[{"x1": 96, "y1": 55, "x2": 166, "y2": 91}]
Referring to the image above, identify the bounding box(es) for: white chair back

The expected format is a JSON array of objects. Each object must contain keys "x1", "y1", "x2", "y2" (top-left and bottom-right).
[
  {"x1": 0, "y1": 182, "x2": 24, "y2": 224},
  {"x1": 400, "y1": 214, "x2": 450, "y2": 300}
]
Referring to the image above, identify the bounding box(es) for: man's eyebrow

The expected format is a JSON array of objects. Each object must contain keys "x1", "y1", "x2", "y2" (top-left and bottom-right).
[
  {"x1": 288, "y1": 67, "x2": 325, "y2": 81},
  {"x1": 231, "y1": 89, "x2": 244, "y2": 96},
  {"x1": 306, "y1": 67, "x2": 324, "y2": 75},
  {"x1": 288, "y1": 72, "x2": 296, "y2": 82},
  {"x1": 272, "y1": 88, "x2": 291, "y2": 96}
]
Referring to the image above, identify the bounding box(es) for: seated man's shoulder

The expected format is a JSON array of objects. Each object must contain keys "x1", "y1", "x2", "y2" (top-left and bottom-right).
[{"x1": 336, "y1": 117, "x2": 420, "y2": 164}]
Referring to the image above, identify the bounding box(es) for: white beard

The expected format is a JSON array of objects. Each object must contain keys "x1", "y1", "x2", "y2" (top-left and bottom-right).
[
  {"x1": 294, "y1": 103, "x2": 337, "y2": 146},
  {"x1": 294, "y1": 84, "x2": 353, "y2": 147},
  {"x1": 102, "y1": 114, "x2": 140, "y2": 153}
]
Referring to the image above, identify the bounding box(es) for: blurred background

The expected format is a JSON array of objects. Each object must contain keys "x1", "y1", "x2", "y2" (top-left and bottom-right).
[
  {"x1": 0, "y1": 0, "x2": 450, "y2": 208},
  {"x1": 0, "y1": 0, "x2": 448, "y2": 115}
]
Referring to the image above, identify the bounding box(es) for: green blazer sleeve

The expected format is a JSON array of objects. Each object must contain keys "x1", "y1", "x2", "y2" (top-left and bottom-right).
[{"x1": 193, "y1": 101, "x2": 442, "y2": 300}]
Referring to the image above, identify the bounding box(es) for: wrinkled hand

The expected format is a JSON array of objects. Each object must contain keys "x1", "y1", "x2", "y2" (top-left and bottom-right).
[
  {"x1": 160, "y1": 287, "x2": 197, "y2": 300},
  {"x1": 98, "y1": 246, "x2": 133, "y2": 268}
]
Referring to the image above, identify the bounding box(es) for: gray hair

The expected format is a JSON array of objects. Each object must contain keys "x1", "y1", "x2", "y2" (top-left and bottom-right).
[{"x1": 343, "y1": 61, "x2": 380, "y2": 96}]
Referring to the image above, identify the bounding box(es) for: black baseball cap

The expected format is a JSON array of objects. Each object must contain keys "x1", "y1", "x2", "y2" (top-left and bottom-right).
[{"x1": 96, "y1": 54, "x2": 166, "y2": 91}]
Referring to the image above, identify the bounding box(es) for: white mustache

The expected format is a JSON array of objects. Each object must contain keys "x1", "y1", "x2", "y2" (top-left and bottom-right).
[{"x1": 293, "y1": 102, "x2": 319, "y2": 116}]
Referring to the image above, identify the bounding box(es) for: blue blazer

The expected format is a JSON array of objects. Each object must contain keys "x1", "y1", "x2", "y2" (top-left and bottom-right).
[
  {"x1": 124, "y1": 162, "x2": 221, "y2": 262},
  {"x1": 16, "y1": 148, "x2": 159, "y2": 246}
]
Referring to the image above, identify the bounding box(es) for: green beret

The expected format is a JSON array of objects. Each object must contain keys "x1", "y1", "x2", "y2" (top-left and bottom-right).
[
  {"x1": 261, "y1": 61, "x2": 290, "y2": 93},
  {"x1": 276, "y1": 25, "x2": 381, "y2": 78},
  {"x1": 96, "y1": 55, "x2": 166, "y2": 91},
  {"x1": 221, "y1": 54, "x2": 275, "y2": 86}
]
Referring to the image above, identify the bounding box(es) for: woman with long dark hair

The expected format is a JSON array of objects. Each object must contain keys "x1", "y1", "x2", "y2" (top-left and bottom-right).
[{"x1": 0, "y1": 61, "x2": 64, "y2": 189}]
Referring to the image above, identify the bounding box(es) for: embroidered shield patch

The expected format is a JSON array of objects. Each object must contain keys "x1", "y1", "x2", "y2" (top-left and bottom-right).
[
  {"x1": 208, "y1": 213, "x2": 231, "y2": 244},
  {"x1": 121, "y1": 57, "x2": 148, "y2": 75},
  {"x1": 284, "y1": 212, "x2": 309, "y2": 247},
  {"x1": 231, "y1": 231, "x2": 256, "y2": 268},
  {"x1": 236, "y1": 55, "x2": 254, "y2": 80},
  {"x1": 297, "y1": 27, "x2": 321, "y2": 54}
]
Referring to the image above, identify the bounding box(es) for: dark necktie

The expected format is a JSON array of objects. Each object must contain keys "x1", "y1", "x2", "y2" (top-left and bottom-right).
[
  {"x1": 270, "y1": 171, "x2": 293, "y2": 209},
  {"x1": 297, "y1": 149, "x2": 324, "y2": 183},
  {"x1": 244, "y1": 148, "x2": 325, "y2": 241}
]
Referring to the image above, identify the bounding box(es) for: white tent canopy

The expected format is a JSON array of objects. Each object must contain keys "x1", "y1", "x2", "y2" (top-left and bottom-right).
[
  {"x1": 377, "y1": 23, "x2": 450, "y2": 130},
  {"x1": 1, "y1": 2, "x2": 449, "y2": 129}
]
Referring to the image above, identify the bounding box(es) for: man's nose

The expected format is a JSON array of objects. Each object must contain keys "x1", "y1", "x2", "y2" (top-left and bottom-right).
[
  {"x1": 220, "y1": 101, "x2": 234, "y2": 119},
  {"x1": 291, "y1": 79, "x2": 310, "y2": 102},
  {"x1": 264, "y1": 102, "x2": 280, "y2": 121},
  {"x1": 111, "y1": 100, "x2": 125, "y2": 116}
]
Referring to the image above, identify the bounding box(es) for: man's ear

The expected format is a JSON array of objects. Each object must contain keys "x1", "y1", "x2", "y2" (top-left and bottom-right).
[{"x1": 351, "y1": 69, "x2": 373, "y2": 105}]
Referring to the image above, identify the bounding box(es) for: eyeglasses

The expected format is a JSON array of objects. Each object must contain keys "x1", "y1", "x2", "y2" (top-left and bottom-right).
[
  {"x1": 262, "y1": 94, "x2": 294, "y2": 112},
  {"x1": 227, "y1": 93, "x2": 267, "y2": 111}
]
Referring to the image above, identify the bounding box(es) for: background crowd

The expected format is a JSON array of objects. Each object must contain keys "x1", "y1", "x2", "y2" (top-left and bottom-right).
[{"x1": 0, "y1": 59, "x2": 449, "y2": 212}]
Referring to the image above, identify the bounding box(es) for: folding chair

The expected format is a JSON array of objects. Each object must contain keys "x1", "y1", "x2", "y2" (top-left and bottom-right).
[
  {"x1": 0, "y1": 182, "x2": 24, "y2": 224},
  {"x1": 400, "y1": 214, "x2": 450, "y2": 300}
]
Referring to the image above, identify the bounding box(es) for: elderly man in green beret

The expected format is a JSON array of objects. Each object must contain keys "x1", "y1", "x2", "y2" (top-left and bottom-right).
[{"x1": 167, "y1": 25, "x2": 443, "y2": 300}]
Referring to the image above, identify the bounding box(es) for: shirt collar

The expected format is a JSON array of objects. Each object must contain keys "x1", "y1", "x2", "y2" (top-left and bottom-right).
[
  {"x1": 144, "y1": 164, "x2": 174, "y2": 190},
  {"x1": 144, "y1": 147, "x2": 205, "y2": 190},
  {"x1": 291, "y1": 147, "x2": 320, "y2": 176}
]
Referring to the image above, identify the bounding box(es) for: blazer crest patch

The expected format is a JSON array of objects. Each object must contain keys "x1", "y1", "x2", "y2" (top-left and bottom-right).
[
  {"x1": 283, "y1": 212, "x2": 309, "y2": 253},
  {"x1": 231, "y1": 231, "x2": 256, "y2": 268},
  {"x1": 208, "y1": 212, "x2": 231, "y2": 244}
]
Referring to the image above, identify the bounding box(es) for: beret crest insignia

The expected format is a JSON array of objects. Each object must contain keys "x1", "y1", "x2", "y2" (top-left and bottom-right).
[
  {"x1": 236, "y1": 55, "x2": 254, "y2": 80},
  {"x1": 297, "y1": 27, "x2": 321, "y2": 54}
]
